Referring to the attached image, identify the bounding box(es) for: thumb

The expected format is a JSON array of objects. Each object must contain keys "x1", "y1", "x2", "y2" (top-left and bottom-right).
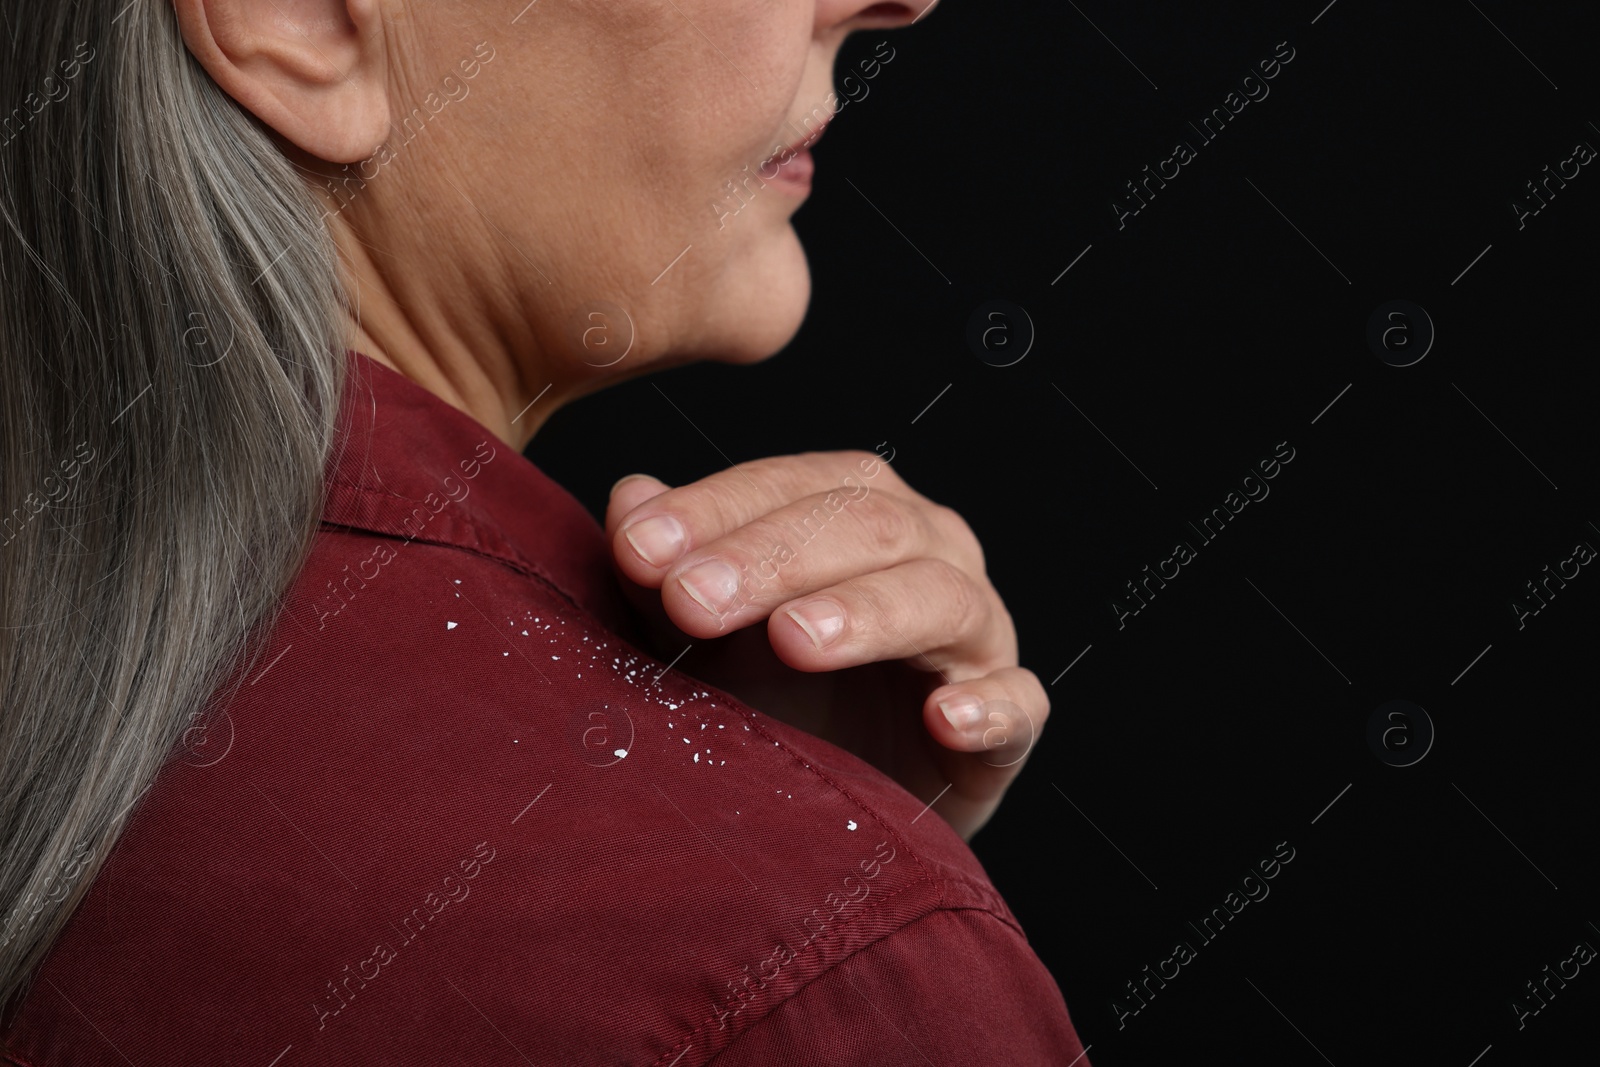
[{"x1": 604, "y1": 473, "x2": 672, "y2": 543}]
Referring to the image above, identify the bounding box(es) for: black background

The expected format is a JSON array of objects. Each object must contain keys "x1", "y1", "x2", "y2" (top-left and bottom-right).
[{"x1": 530, "y1": 2, "x2": 1598, "y2": 1063}]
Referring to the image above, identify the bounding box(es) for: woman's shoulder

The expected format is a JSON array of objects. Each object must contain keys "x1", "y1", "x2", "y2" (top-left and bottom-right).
[{"x1": 2, "y1": 531, "x2": 1034, "y2": 1067}]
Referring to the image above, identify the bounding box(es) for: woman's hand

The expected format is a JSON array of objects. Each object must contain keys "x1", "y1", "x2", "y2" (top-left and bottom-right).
[{"x1": 603, "y1": 452, "x2": 1048, "y2": 841}]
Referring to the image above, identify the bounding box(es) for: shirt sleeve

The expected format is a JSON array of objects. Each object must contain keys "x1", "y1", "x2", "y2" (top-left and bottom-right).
[{"x1": 706, "y1": 906, "x2": 1092, "y2": 1067}]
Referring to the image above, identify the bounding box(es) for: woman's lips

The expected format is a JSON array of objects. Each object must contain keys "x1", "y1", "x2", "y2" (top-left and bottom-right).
[
  {"x1": 761, "y1": 117, "x2": 831, "y2": 193},
  {"x1": 763, "y1": 146, "x2": 816, "y2": 192}
]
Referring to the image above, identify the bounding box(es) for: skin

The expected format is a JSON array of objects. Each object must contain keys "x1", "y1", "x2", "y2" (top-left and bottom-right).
[{"x1": 176, "y1": 0, "x2": 1047, "y2": 840}]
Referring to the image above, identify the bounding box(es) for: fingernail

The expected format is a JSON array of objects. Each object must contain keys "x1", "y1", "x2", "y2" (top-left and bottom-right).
[
  {"x1": 678, "y1": 560, "x2": 740, "y2": 615},
  {"x1": 623, "y1": 515, "x2": 685, "y2": 567},
  {"x1": 939, "y1": 696, "x2": 984, "y2": 732},
  {"x1": 610, "y1": 472, "x2": 661, "y2": 495},
  {"x1": 786, "y1": 601, "x2": 846, "y2": 651}
]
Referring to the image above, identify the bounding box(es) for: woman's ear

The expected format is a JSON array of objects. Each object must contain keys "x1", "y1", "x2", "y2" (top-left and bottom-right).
[{"x1": 172, "y1": 0, "x2": 390, "y2": 163}]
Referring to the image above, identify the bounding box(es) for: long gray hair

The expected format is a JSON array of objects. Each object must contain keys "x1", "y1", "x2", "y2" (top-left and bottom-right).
[{"x1": 0, "y1": 0, "x2": 349, "y2": 1012}]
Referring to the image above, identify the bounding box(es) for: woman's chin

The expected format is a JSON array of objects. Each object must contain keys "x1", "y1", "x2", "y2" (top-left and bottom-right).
[
  {"x1": 706, "y1": 230, "x2": 813, "y2": 364},
  {"x1": 605, "y1": 228, "x2": 813, "y2": 376}
]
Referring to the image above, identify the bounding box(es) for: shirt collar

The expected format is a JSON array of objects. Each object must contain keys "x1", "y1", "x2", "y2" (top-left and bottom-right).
[{"x1": 321, "y1": 349, "x2": 636, "y2": 635}]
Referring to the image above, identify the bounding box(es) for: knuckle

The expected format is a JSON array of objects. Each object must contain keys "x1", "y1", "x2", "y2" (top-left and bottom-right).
[
  {"x1": 845, "y1": 447, "x2": 900, "y2": 485},
  {"x1": 991, "y1": 594, "x2": 1017, "y2": 639},
  {"x1": 685, "y1": 478, "x2": 747, "y2": 538},
  {"x1": 848, "y1": 574, "x2": 896, "y2": 628},
  {"x1": 840, "y1": 448, "x2": 878, "y2": 470},
  {"x1": 672, "y1": 460, "x2": 801, "y2": 537},
  {"x1": 851, "y1": 492, "x2": 918, "y2": 556},
  {"x1": 932, "y1": 503, "x2": 986, "y2": 571},
  {"x1": 929, "y1": 559, "x2": 989, "y2": 638},
  {"x1": 921, "y1": 506, "x2": 993, "y2": 593},
  {"x1": 762, "y1": 453, "x2": 825, "y2": 499},
  {"x1": 735, "y1": 520, "x2": 809, "y2": 598}
]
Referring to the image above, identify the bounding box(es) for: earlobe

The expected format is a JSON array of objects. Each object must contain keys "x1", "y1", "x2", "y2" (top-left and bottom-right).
[{"x1": 172, "y1": 0, "x2": 390, "y2": 164}]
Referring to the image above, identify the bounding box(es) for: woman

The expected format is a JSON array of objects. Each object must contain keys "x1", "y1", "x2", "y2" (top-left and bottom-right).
[{"x1": 0, "y1": 0, "x2": 1089, "y2": 1062}]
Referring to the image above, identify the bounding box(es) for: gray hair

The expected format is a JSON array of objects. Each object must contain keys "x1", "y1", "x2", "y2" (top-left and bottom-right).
[{"x1": 0, "y1": 0, "x2": 348, "y2": 1011}]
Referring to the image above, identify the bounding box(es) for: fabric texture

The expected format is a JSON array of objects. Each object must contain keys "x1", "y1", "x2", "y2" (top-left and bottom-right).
[{"x1": 1, "y1": 350, "x2": 1090, "y2": 1066}]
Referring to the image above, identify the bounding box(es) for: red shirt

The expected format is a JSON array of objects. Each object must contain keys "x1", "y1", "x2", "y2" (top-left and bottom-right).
[{"x1": 2, "y1": 351, "x2": 1091, "y2": 1066}]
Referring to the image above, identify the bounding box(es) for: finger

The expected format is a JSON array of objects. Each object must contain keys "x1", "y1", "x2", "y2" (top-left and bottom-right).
[
  {"x1": 923, "y1": 666, "x2": 1049, "y2": 768},
  {"x1": 606, "y1": 475, "x2": 683, "y2": 602},
  {"x1": 659, "y1": 487, "x2": 970, "y2": 637},
  {"x1": 605, "y1": 473, "x2": 672, "y2": 542},
  {"x1": 609, "y1": 451, "x2": 900, "y2": 585},
  {"x1": 764, "y1": 557, "x2": 1017, "y2": 678},
  {"x1": 909, "y1": 667, "x2": 1051, "y2": 841}
]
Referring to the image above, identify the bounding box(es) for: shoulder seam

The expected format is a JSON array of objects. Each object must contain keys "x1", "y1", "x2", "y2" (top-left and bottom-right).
[
  {"x1": 314, "y1": 514, "x2": 592, "y2": 620},
  {"x1": 701, "y1": 902, "x2": 1030, "y2": 1067}
]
